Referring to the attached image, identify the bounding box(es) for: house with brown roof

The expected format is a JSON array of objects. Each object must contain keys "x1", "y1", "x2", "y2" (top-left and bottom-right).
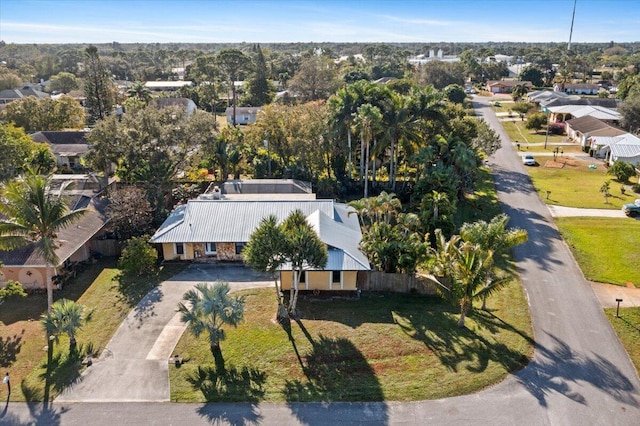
[
  {"x1": 0, "y1": 196, "x2": 110, "y2": 291},
  {"x1": 485, "y1": 80, "x2": 533, "y2": 94},
  {"x1": 564, "y1": 116, "x2": 626, "y2": 149}
]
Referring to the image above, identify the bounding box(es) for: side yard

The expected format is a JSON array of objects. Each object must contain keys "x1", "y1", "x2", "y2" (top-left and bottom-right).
[{"x1": 605, "y1": 307, "x2": 640, "y2": 378}]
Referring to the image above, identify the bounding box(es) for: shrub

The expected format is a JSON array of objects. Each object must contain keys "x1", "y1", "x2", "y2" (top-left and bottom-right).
[
  {"x1": 632, "y1": 183, "x2": 640, "y2": 194},
  {"x1": 118, "y1": 236, "x2": 158, "y2": 276},
  {"x1": 607, "y1": 160, "x2": 636, "y2": 182}
]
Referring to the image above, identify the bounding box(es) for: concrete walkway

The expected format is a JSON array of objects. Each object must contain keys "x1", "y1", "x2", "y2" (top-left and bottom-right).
[
  {"x1": 55, "y1": 264, "x2": 272, "y2": 403},
  {"x1": 547, "y1": 205, "x2": 627, "y2": 218}
]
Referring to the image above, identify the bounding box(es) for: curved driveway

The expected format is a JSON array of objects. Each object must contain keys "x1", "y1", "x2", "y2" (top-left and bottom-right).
[{"x1": 4, "y1": 97, "x2": 640, "y2": 424}]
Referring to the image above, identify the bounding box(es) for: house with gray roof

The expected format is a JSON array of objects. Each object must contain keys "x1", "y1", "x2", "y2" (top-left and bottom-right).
[
  {"x1": 0, "y1": 87, "x2": 50, "y2": 104},
  {"x1": 30, "y1": 131, "x2": 90, "y2": 169},
  {"x1": 150, "y1": 197, "x2": 370, "y2": 292},
  {"x1": 589, "y1": 133, "x2": 640, "y2": 165}
]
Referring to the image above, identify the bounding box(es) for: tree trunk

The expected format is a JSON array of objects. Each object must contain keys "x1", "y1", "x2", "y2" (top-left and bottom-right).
[
  {"x1": 457, "y1": 309, "x2": 466, "y2": 328},
  {"x1": 481, "y1": 293, "x2": 488, "y2": 311},
  {"x1": 359, "y1": 136, "x2": 365, "y2": 182},
  {"x1": 372, "y1": 138, "x2": 377, "y2": 188},
  {"x1": 390, "y1": 136, "x2": 396, "y2": 190},
  {"x1": 46, "y1": 263, "x2": 53, "y2": 314},
  {"x1": 458, "y1": 299, "x2": 470, "y2": 328},
  {"x1": 273, "y1": 273, "x2": 288, "y2": 321},
  {"x1": 289, "y1": 269, "x2": 301, "y2": 317},
  {"x1": 347, "y1": 129, "x2": 352, "y2": 177},
  {"x1": 364, "y1": 139, "x2": 370, "y2": 198}
]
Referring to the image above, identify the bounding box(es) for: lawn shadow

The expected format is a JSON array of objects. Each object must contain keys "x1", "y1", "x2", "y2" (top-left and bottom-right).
[
  {"x1": 516, "y1": 332, "x2": 640, "y2": 408},
  {"x1": 283, "y1": 334, "x2": 388, "y2": 424},
  {"x1": 33, "y1": 341, "x2": 94, "y2": 402},
  {"x1": 188, "y1": 361, "x2": 266, "y2": 425},
  {"x1": 281, "y1": 319, "x2": 305, "y2": 371},
  {"x1": 294, "y1": 292, "x2": 398, "y2": 328},
  {"x1": 396, "y1": 306, "x2": 531, "y2": 374},
  {"x1": 0, "y1": 331, "x2": 24, "y2": 368}
]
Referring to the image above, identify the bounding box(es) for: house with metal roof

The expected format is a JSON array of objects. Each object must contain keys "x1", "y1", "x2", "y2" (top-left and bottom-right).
[
  {"x1": 547, "y1": 105, "x2": 620, "y2": 124},
  {"x1": 588, "y1": 133, "x2": 640, "y2": 165},
  {"x1": 150, "y1": 198, "x2": 370, "y2": 292}
]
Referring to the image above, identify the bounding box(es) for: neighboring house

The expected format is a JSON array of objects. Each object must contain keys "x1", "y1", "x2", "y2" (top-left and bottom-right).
[
  {"x1": 144, "y1": 81, "x2": 193, "y2": 91},
  {"x1": 225, "y1": 106, "x2": 262, "y2": 125},
  {"x1": 528, "y1": 90, "x2": 573, "y2": 104},
  {"x1": 553, "y1": 83, "x2": 600, "y2": 95},
  {"x1": 564, "y1": 116, "x2": 626, "y2": 149},
  {"x1": 538, "y1": 96, "x2": 619, "y2": 112},
  {"x1": 0, "y1": 196, "x2": 110, "y2": 291},
  {"x1": 589, "y1": 133, "x2": 640, "y2": 164},
  {"x1": 30, "y1": 131, "x2": 90, "y2": 169},
  {"x1": 150, "y1": 192, "x2": 370, "y2": 292},
  {"x1": 0, "y1": 87, "x2": 50, "y2": 104},
  {"x1": 150, "y1": 98, "x2": 197, "y2": 116},
  {"x1": 546, "y1": 105, "x2": 620, "y2": 124},
  {"x1": 485, "y1": 80, "x2": 533, "y2": 94}
]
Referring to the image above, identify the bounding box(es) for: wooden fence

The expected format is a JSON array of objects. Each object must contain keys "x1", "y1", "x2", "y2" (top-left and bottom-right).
[{"x1": 360, "y1": 271, "x2": 438, "y2": 295}]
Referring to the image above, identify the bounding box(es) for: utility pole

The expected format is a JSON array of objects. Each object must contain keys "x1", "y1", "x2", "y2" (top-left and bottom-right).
[{"x1": 568, "y1": 0, "x2": 577, "y2": 52}]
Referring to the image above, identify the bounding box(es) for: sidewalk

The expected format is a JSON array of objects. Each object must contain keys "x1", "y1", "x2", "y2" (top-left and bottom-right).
[{"x1": 547, "y1": 205, "x2": 626, "y2": 218}]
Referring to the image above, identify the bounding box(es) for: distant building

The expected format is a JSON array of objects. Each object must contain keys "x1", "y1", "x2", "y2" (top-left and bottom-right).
[
  {"x1": 225, "y1": 106, "x2": 262, "y2": 125},
  {"x1": 0, "y1": 87, "x2": 50, "y2": 104},
  {"x1": 144, "y1": 81, "x2": 193, "y2": 91}
]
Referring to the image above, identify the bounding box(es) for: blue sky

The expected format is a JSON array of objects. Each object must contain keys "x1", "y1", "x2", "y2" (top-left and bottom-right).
[{"x1": 0, "y1": 0, "x2": 638, "y2": 44}]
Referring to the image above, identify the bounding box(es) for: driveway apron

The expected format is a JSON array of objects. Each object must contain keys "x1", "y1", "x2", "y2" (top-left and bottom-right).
[{"x1": 55, "y1": 264, "x2": 272, "y2": 402}]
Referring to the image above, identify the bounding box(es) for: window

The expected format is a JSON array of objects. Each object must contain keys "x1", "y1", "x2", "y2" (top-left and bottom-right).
[
  {"x1": 298, "y1": 271, "x2": 306, "y2": 283},
  {"x1": 175, "y1": 243, "x2": 184, "y2": 256},
  {"x1": 332, "y1": 271, "x2": 341, "y2": 283},
  {"x1": 235, "y1": 242, "x2": 245, "y2": 255},
  {"x1": 205, "y1": 242, "x2": 217, "y2": 255}
]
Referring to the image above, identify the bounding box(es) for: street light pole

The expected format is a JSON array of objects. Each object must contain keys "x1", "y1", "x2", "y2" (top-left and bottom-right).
[
  {"x1": 544, "y1": 113, "x2": 550, "y2": 150},
  {"x1": 263, "y1": 139, "x2": 271, "y2": 178}
]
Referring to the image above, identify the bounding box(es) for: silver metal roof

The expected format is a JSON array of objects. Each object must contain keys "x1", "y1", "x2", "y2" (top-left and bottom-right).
[{"x1": 151, "y1": 199, "x2": 370, "y2": 270}]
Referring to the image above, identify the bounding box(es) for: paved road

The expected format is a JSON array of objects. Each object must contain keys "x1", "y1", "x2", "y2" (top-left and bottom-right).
[
  {"x1": 2, "y1": 97, "x2": 639, "y2": 425},
  {"x1": 55, "y1": 264, "x2": 272, "y2": 403}
]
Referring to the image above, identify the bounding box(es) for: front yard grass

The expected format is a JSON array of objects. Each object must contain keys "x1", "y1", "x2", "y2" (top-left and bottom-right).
[
  {"x1": 605, "y1": 307, "x2": 640, "y2": 377},
  {"x1": 1, "y1": 258, "x2": 186, "y2": 401},
  {"x1": 501, "y1": 121, "x2": 564, "y2": 145},
  {"x1": 527, "y1": 160, "x2": 636, "y2": 209},
  {"x1": 556, "y1": 217, "x2": 640, "y2": 287},
  {"x1": 170, "y1": 280, "x2": 533, "y2": 402}
]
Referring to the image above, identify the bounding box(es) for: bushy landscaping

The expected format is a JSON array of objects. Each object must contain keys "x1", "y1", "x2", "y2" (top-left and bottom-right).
[
  {"x1": 169, "y1": 283, "x2": 533, "y2": 402},
  {"x1": 1, "y1": 258, "x2": 185, "y2": 401},
  {"x1": 556, "y1": 217, "x2": 640, "y2": 287}
]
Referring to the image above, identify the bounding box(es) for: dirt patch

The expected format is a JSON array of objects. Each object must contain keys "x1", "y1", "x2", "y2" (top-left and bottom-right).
[{"x1": 544, "y1": 160, "x2": 565, "y2": 168}]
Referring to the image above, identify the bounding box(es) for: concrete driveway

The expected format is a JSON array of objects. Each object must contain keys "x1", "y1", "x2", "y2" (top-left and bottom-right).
[{"x1": 55, "y1": 264, "x2": 272, "y2": 403}]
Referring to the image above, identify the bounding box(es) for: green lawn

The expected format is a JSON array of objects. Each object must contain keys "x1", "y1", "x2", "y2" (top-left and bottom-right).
[
  {"x1": 1, "y1": 258, "x2": 186, "y2": 401},
  {"x1": 605, "y1": 307, "x2": 640, "y2": 377},
  {"x1": 501, "y1": 121, "x2": 565, "y2": 145},
  {"x1": 527, "y1": 162, "x2": 637, "y2": 209},
  {"x1": 456, "y1": 167, "x2": 502, "y2": 225},
  {"x1": 170, "y1": 281, "x2": 533, "y2": 402},
  {"x1": 556, "y1": 217, "x2": 640, "y2": 287}
]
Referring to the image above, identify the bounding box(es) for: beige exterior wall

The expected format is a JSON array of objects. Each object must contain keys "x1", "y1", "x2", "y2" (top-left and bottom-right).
[
  {"x1": 280, "y1": 270, "x2": 358, "y2": 291},
  {"x1": 161, "y1": 242, "x2": 243, "y2": 262},
  {"x1": 0, "y1": 265, "x2": 63, "y2": 290}
]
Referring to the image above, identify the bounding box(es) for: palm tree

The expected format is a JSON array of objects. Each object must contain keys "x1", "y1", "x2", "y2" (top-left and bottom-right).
[
  {"x1": 0, "y1": 172, "x2": 87, "y2": 313},
  {"x1": 427, "y1": 232, "x2": 509, "y2": 327},
  {"x1": 126, "y1": 81, "x2": 152, "y2": 104},
  {"x1": 177, "y1": 282, "x2": 245, "y2": 355},
  {"x1": 352, "y1": 103, "x2": 384, "y2": 198},
  {"x1": 41, "y1": 298, "x2": 86, "y2": 351}
]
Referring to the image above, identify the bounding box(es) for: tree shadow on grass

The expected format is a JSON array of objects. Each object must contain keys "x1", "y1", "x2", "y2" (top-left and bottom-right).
[
  {"x1": 515, "y1": 332, "x2": 640, "y2": 408},
  {"x1": 283, "y1": 333, "x2": 388, "y2": 424},
  {"x1": 189, "y1": 359, "x2": 266, "y2": 426},
  {"x1": 395, "y1": 306, "x2": 531, "y2": 374},
  {"x1": 188, "y1": 346, "x2": 266, "y2": 425},
  {"x1": 0, "y1": 331, "x2": 24, "y2": 368}
]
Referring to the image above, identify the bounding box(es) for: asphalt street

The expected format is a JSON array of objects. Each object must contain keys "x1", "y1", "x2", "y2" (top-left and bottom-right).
[{"x1": 1, "y1": 96, "x2": 639, "y2": 425}]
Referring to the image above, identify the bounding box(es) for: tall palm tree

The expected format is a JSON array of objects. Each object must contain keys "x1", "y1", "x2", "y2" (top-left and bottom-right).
[
  {"x1": 177, "y1": 282, "x2": 245, "y2": 354},
  {"x1": 352, "y1": 103, "x2": 384, "y2": 198},
  {"x1": 0, "y1": 172, "x2": 87, "y2": 313}
]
